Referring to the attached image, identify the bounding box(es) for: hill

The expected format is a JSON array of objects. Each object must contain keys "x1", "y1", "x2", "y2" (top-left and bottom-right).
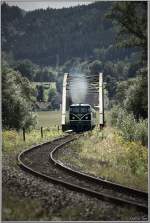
[{"x1": 2, "y1": 2, "x2": 133, "y2": 66}]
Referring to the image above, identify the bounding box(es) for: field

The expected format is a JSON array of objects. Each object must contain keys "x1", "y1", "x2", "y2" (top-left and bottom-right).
[
  {"x1": 56, "y1": 126, "x2": 148, "y2": 192},
  {"x1": 36, "y1": 111, "x2": 61, "y2": 128},
  {"x1": 2, "y1": 111, "x2": 63, "y2": 155}
]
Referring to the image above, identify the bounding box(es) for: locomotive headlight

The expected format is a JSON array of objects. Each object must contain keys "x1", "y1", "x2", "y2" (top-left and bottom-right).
[
  {"x1": 85, "y1": 116, "x2": 88, "y2": 119},
  {"x1": 72, "y1": 116, "x2": 75, "y2": 120}
]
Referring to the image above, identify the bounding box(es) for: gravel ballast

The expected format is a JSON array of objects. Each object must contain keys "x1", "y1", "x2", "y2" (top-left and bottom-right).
[{"x1": 2, "y1": 138, "x2": 148, "y2": 221}]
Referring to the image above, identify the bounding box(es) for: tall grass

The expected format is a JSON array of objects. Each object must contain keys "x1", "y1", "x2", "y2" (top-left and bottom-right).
[
  {"x1": 2, "y1": 128, "x2": 63, "y2": 154},
  {"x1": 110, "y1": 105, "x2": 148, "y2": 146},
  {"x1": 2, "y1": 110, "x2": 63, "y2": 154},
  {"x1": 58, "y1": 127, "x2": 148, "y2": 191}
]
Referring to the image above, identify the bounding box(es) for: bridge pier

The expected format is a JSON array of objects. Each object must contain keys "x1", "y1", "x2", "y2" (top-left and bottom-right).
[
  {"x1": 99, "y1": 73, "x2": 104, "y2": 129},
  {"x1": 61, "y1": 73, "x2": 68, "y2": 131}
]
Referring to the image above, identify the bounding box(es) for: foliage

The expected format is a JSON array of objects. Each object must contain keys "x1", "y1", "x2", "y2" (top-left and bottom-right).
[
  {"x1": 36, "y1": 85, "x2": 44, "y2": 102},
  {"x1": 1, "y1": 1, "x2": 147, "y2": 110},
  {"x1": 115, "y1": 135, "x2": 148, "y2": 177},
  {"x1": 2, "y1": 65, "x2": 36, "y2": 130},
  {"x1": 48, "y1": 87, "x2": 56, "y2": 102},
  {"x1": 51, "y1": 93, "x2": 61, "y2": 110},
  {"x1": 115, "y1": 78, "x2": 135, "y2": 104},
  {"x1": 2, "y1": 128, "x2": 63, "y2": 153},
  {"x1": 88, "y1": 60, "x2": 103, "y2": 74},
  {"x1": 2, "y1": 2, "x2": 135, "y2": 66},
  {"x1": 134, "y1": 119, "x2": 148, "y2": 147},
  {"x1": 14, "y1": 59, "x2": 35, "y2": 80},
  {"x1": 2, "y1": 1, "x2": 146, "y2": 104},
  {"x1": 107, "y1": 1, "x2": 147, "y2": 109},
  {"x1": 124, "y1": 69, "x2": 148, "y2": 119},
  {"x1": 34, "y1": 67, "x2": 56, "y2": 82},
  {"x1": 107, "y1": 2, "x2": 147, "y2": 61},
  {"x1": 110, "y1": 106, "x2": 148, "y2": 146},
  {"x1": 58, "y1": 127, "x2": 147, "y2": 191}
]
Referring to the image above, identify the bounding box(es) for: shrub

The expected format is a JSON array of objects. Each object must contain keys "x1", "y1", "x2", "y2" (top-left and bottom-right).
[
  {"x1": 110, "y1": 106, "x2": 148, "y2": 146},
  {"x1": 119, "y1": 113, "x2": 136, "y2": 142},
  {"x1": 134, "y1": 119, "x2": 148, "y2": 146},
  {"x1": 110, "y1": 105, "x2": 120, "y2": 126}
]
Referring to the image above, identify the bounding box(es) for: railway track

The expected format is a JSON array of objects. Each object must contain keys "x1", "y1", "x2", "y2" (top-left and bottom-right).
[{"x1": 17, "y1": 134, "x2": 148, "y2": 213}]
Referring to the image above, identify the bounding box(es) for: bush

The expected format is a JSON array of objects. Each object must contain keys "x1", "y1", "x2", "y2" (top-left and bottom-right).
[
  {"x1": 134, "y1": 119, "x2": 148, "y2": 146},
  {"x1": 118, "y1": 113, "x2": 136, "y2": 141},
  {"x1": 110, "y1": 106, "x2": 148, "y2": 146},
  {"x1": 110, "y1": 105, "x2": 120, "y2": 126},
  {"x1": 121, "y1": 140, "x2": 148, "y2": 176}
]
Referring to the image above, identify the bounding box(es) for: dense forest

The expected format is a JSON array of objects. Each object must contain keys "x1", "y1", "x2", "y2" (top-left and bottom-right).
[
  {"x1": 2, "y1": 1, "x2": 148, "y2": 145},
  {"x1": 2, "y1": 2, "x2": 142, "y2": 94},
  {"x1": 2, "y1": 1, "x2": 134, "y2": 66}
]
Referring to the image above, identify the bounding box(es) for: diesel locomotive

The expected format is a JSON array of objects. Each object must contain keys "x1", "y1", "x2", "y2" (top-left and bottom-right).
[{"x1": 68, "y1": 104, "x2": 96, "y2": 132}]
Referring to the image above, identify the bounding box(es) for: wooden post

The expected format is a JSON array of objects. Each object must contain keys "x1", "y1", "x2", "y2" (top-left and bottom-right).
[
  {"x1": 23, "y1": 128, "x2": 25, "y2": 141},
  {"x1": 58, "y1": 125, "x2": 59, "y2": 131},
  {"x1": 41, "y1": 126, "x2": 43, "y2": 138}
]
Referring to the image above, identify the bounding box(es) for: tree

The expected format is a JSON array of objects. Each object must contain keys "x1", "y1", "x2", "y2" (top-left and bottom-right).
[
  {"x1": 108, "y1": 2, "x2": 147, "y2": 62},
  {"x1": 51, "y1": 93, "x2": 61, "y2": 110},
  {"x1": 108, "y1": 2, "x2": 148, "y2": 120},
  {"x1": 2, "y1": 65, "x2": 36, "y2": 130},
  {"x1": 124, "y1": 69, "x2": 148, "y2": 119},
  {"x1": 14, "y1": 59, "x2": 35, "y2": 80},
  {"x1": 48, "y1": 88, "x2": 56, "y2": 102},
  {"x1": 36, "y1": 85, "x2": 44, "y2": 102},
  {"x1": 34, "y1": 67, "x2": 56, "y2": 82},
  {"x1": 88, "y1": 60, "x2": 103, "y2": 74}
]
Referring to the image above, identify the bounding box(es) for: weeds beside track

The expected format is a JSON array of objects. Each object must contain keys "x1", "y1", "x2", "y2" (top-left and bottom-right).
[{"x1": 18, "y1": 134, "x2": 148, "y2": 214}]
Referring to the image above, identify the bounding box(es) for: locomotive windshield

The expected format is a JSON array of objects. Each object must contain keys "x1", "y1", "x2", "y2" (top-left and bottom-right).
[{"x1": 70, "y1": 106, "x2": 90, "y2": 114}]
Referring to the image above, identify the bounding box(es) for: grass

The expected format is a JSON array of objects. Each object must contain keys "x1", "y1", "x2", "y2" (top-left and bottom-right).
[
  {"x1": 2, "y1": 128, "x2": 63, "y2": 154},
  {"x1": 57, "y1": 126, "x2": 148, "y2": 192},
  {"x1": 36, "y1": 111, "x2": 61, "y2": 128},
  {"x1": 3, "y1": 111, "x2": 63, "y2": 154},
  {"x1": 2, "y1": 110, "x2": 64, "y2": 220}
]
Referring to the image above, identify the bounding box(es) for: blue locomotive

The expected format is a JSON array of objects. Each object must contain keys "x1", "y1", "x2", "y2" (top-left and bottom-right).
[{"x1": 68, "y1": 104, "x2": 96, "y2": 132}]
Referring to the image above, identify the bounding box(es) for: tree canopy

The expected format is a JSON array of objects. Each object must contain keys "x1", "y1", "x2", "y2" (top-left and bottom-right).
[
  {"x1": 108, "y1": 2, "x2": 147, "y2": 62},
  {"x1": 2, "y1": 65, "x2": 36, "y2": 130}
]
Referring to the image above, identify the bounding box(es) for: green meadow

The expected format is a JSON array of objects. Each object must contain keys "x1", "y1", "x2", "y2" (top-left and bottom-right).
[
  {"x1": 2, "y1": 111, "x2": 63, "y2": 154},
  {"x1": 36, "y1": 111, "x2": 61, "y2": 128}
]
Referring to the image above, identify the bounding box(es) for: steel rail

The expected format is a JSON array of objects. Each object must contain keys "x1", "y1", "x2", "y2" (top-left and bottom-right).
[
  {"x1": 17, "y1": 135, "x2": 148, "y2": 213},
  {"x1": 50, "y1": 146, "x2": 148, "y2": 198},
  {"x1": 50, "y1": 142, "x2": 148, "y2": 212}
]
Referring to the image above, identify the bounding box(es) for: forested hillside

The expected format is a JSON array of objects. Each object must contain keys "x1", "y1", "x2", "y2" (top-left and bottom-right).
[
  {"x1": 2, "y1": 1, "x2": 148, "y2": 142},
  {"x1": 2, "y1": 2, "x2": 142, "y2": 97},
  {"x1": 2, "y1": 1, "x2": 134, "y2": 66}
]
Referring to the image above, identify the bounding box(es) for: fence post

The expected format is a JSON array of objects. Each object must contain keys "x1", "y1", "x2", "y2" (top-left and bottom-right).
[
  {"x1": 23, "y1": 128, "x2": 25, "y2": 141},
  {"x1": 58, "y1": 125, "x2": 59, "y2": 131},
  {"x1": 41, "y1": 126, "x2": 43, "y2": 138}
]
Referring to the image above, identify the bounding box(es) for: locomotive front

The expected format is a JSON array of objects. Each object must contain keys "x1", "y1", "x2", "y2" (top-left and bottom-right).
[{"x1": 69, "y1": 104, "x2": 95, "y2": 132}]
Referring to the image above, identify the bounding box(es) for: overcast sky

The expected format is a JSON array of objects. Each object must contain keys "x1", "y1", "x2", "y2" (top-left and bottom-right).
[{"x1": 3, "y1": 1, "x2": 93, "y2": 11}]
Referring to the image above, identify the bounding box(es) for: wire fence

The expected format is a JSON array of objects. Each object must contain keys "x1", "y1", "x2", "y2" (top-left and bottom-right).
[{"x1": 22, "y1": 125, "x2": 61, "y2": 141}]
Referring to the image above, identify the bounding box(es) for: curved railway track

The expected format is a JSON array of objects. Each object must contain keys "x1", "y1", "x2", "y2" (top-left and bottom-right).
[{"x1": 17, "y1": 134, "x2": 148, "y2": 213}]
